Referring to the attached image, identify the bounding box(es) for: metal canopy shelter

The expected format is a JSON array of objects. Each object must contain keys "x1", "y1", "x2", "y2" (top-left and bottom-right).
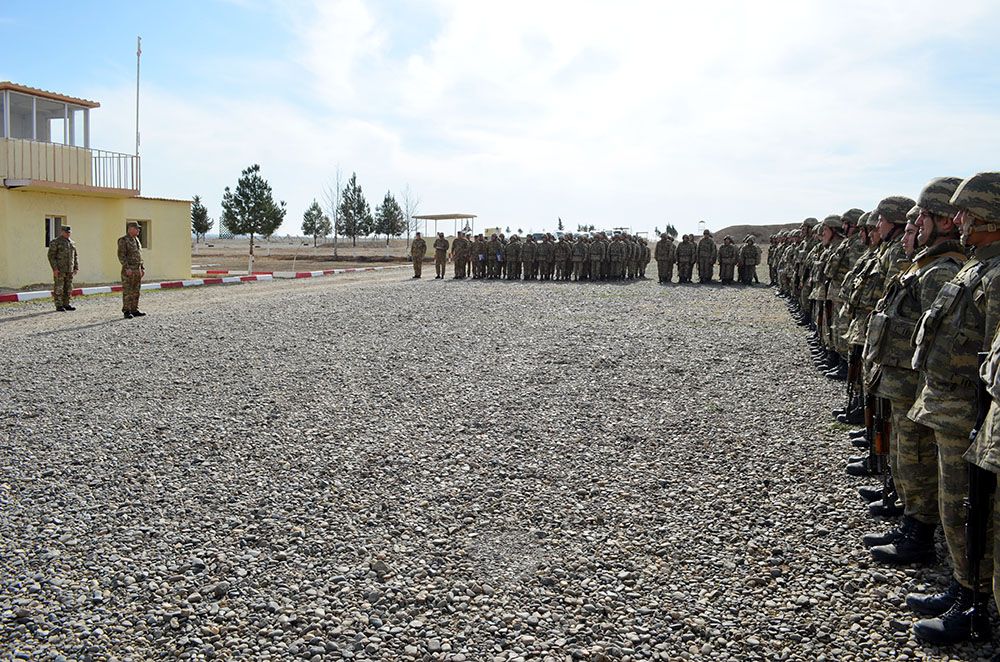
[{"x1": 412, "y1": 213, "x2": 478, "y2": 237}]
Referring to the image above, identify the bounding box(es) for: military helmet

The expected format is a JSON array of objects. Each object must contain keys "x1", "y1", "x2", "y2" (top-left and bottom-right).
[
  {"x1": 875, "y1": 196, "x2": 917, "y2": 225},
  {"x1": 802, "y1": 217, "x2": 819, "y2": 228},
  {"x1": 747, "y1": 235, "x2": 756, "y2": 243},
  {"x1": 914, "y1": 177, "x2": 964, "y2": 219},
  {"x1": 821, "y1": 214, "x2": 843, "y2": 230},
  {"x1": 906, "y1": 205, "x2": 920, "y2": 222},
  {"x1": 841, "y1": 208, "x2": 864, "y2": 226},
  {"x1": 703, "y1": 229, "x2": 711, "y2": 236},
  {"x1": 858, "y1": 211, "x2": 873, "y2": 228},
  {"x1": 950, "y1": 172, "x2": 1000, "y2": 227}
]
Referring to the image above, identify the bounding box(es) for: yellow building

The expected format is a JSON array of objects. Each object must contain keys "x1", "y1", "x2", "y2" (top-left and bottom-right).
[{"x1": 0, "y1": 82, "x2": 190, "y2": 289}]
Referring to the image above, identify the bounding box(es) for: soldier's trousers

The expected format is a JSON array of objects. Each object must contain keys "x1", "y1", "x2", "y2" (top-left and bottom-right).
[
  {"x1": 890, "y1": 399, "x2": 939, "y2": 525},
  {"x1": 555, "y1": 262, "x2": 565, "y2": 280},
  {"x1": 53, "y1": 272, "x2": 73, "y2": 307},
  {"x1": 590, "y1": 259, "x2": 602, "y2": 280},
  {"x1": 609, "y1": 261, "x2": 623, "y2": 279},
  {"x1": 719, "y1": 263, "x2": 735, "y2": 283},
  {"x1": 697, "y1": 259, "x2": 713, "y2": 282},
  {"x1": 435, "y1": 254, "x2": 446, "y2": 278},
  {"x1": 121, "y1": 269, "x2": 142, "y2": 312},
  {"x1": 934, "y1": 429, "x2": 994, "y2": 590},
  {"x1": 572, "y1": 261, "x2": 583, "y2": 280},
  {"x1": 454, "y1": 257, "x2": 467, "y2": 278}
]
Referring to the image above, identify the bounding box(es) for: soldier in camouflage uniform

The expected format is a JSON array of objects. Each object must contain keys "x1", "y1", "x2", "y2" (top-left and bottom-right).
[
  {"x1": 741, "y1": 236, "x2": 762, "y2": 284},
  {"x1": 588, "y1": 234, "x2": 607, "y2": 281},
  {"x1": 571, "y1": 235, "x2": 587, "y2": 281},
  {"x1": 433, "y1": 232, "x2": 449, "y2": 279},
  {"x1": 676, "y1": 235, "x2": 696, "y2": 283},
  {"x1": 486, "y1": 234, "x2": 502, "y2": 279},
  {"x1": 696, "y1": 230, "x2": 717, "y2": 283},
  {"x1": 521, "y1": 235, "x2": 537, "y2": 280},
  {"x1": 554, "y1": 236, "x2": 571, "y2": 281},
  {"x1": 472, "y1": 235, "x2": 487, "y2": 278},
  {"x1": 537, "y1": 235, "x2": 555, "y2": 281},
  {"x1": 655, "y1": 234, "x2": 676, "y2": 283},
  {"x1": 906, "y1": 173, "x2": 1000, "y2": 645},
  {"x1": 118, "y1": 222, "x2": 146, "y2": 318},
  {"x1": 47, "y1": 225, "x2": 78, "y2": 311},
  {"x1": 717, "y1": 237, "x2": 738, "y2": 284},
  {"x1": 504, "y1": 235, "x2": 521, "y2": 280},
  {"x1": 863, "y1": 178, "x2": 966, "y2": 570},
  {"x1": 451, "y1": 232, "x2": 469, "y2": 279},
  {"x1": 607, "y1": 235, "x2": 625, "y2": 280}
]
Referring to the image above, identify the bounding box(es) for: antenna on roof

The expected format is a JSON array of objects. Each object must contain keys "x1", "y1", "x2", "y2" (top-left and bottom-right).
[{"x1": 135, "y1": 36, "x2": 142, "y2": 159}]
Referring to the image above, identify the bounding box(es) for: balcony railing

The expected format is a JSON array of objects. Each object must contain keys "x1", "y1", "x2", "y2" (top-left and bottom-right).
[{"x1": 0, "y1": 138, "x2": 140, "y2": 194}]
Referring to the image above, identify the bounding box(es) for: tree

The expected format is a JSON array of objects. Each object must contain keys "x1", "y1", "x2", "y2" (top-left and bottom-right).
[
  {"x1": 402, "y1": 184, "x2": 421, "y2": 248},
  {"x1": 517, "y1": 227, "x2": 523, "y2": 234},
  {"x1": 654, "y1": 226, "x2": 660, "y2": 235},
  {"x1": 374, "y1": 191, "x2": 405, "y2": 245},
  {"x1": 558, "y1": 217, "x2": 564, "y2": 231},
  {"x1": 323, "y1": 166, "x2": 343, "y2": 258},
  {"x1": 665, "y1": 223, "x2": 678, "y2": 238},
  {"x1": 221, "y1": 164, "x2": 287, "y2": 272},
  {"x1": 191, "y1": 195, "x2": 213, "y2": 243},
  {"x1": 336, "y1": 173, "x2": 374, "y2": 247},
  {"x1": 302, "y1": 199, "x2": 331, "y2": 247}
]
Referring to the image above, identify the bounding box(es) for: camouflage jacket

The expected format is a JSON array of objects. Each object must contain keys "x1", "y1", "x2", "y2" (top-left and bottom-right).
[
  {"x1": 697, "y1": 237, "x2": 717, "y2": 262},
  {"x1": 675, "y1": 241, "x2": 696, "y2": 263},
  {"x1": 487, "y1": 239, "x2": 503, "y2": 261},
  {"x1": 717, "y1": 244, "x2": 737, "y2": 265},
  {"x1": 910, "y1": 242, "x2": 1000, "y2": 435},
  {"x1": 451, "y1": 237, "x2": 470, "y2": 257},
  {"x1": 572, "y1": 241, "x2": 588, "y2": 261},
  {"x1": 503, "y1": 241, "x2": 521, "y2": 261},
  {"x1": 554, "y1": 241, "x2": 572, "y2": 261},
  {"x1": 655, "y1": 240, "x2": 675, "y2": 262},
  {"x1": 740, "y1": 244, "x2": 761, "y2": 266},
  {"x1": 433, "y1": 238, "x2": 449, "y2": 254},
  {"x1": 607, "y1": 241, "x2": 625, "y2": 261},
  {"x1": 47, "y1": 236, "x2": 78, "y2": 272},
  {"x1": 537, "y1": 241, "x2": 555, "y2": 261},
  {"x1": 521, "y1": 241, "x2": 536, "y2": 261},
  {"x1": 588, "y1": 240, "x2": 606, "y2": 261},
  {"x1": 117, "y1": 235, "x2": 144, "y2": 269}
]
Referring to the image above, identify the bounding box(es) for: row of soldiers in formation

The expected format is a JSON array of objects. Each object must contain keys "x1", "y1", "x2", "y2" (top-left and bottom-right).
[
  {"x1": 774, "y1": 171, "x2": 1000, "y2": 648},
  {"x1": 408, "y1": 230, "x2": 763, "y2": 284}
]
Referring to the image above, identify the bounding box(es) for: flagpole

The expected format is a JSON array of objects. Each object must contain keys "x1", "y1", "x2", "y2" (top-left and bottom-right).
[{"x1": 135, "y1": 36, "x2": 141, "y2": 158}]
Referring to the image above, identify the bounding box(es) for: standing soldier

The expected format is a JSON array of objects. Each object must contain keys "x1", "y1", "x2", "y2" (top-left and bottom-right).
[
  {"x1": 118, "y1": 222, "x2": 146, "y2": 318},
  {"x1": 742, "y1": 236, "x2": 762, "y2": 284},
  {"x1": 717, "y1": 236, "x2": 738, "y2": 284},
  {"x1": 47, "y1": 225, "x2": 78, "y2": 312},
  {"x1": 676, "y1": 235, "x2": 697, "y2": 283},
  {"x1": 768, "y1": 234, "x2": 780, "y2": 285},
  {"x1": 554, "y1": 235, "x2": 571, "y2": 281},
  {"x1": 410, "y1": 231, "x2": 427, "y2": 279},
  {"x1": 451, "y1": 232, "x2": 469, "y2": 279},
  {"x1": 655, "y1": 234, "x2": 676, "y2": 283},
  {"x1": 537, "y1": 234, "x2": 555, "y2": 281},
  {"x1": 486, "y1": 234, "x2": 502, "y2": 279},
  {"x1": 472, "y1": 234, "x2": 487, "y2": 278},
  {"x1": 588, "y1": 233, "x2": 607, "y2": 281},
  {"x1": 521, "y1": 235, "x2": 537, "y2": 280},
  {"x1": 504, "y1": 235, "x2": 522, "y2": 280},
  {"x1": 639, "y1": 238, "x2": 651, "y2": 278},
  {"x1": 607, "y1": 235, "x2": 625, "y2": 280},
  {"x1": 433, "y1": 232, "x2": 449, "y2": 279},
  {"x1": 571, "y1": 234, "x2": 588, "y2": 281},
  {"x1": 905, "y1": 175, "x2": 1000, "y2": 645},
  {"x1": 697, "y1": 229, "x2": 718, "y2": 283}
]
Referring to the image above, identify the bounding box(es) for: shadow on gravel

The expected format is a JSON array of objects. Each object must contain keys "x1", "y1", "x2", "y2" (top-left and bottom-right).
[
  {"x1": 0, "y1": 310, "x2": 55, "y2": 325},
  {"x1": 31, "y1": 319, "x2": 121, "y2": 337}
]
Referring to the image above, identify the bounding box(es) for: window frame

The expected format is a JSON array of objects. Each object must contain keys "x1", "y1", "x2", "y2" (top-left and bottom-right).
[
  {"x1": 44, "y1": 215, "x2": 65, "y2": 248},
  {"x1": 127, "y1": 219, "x2": 152, "y2": 249}
]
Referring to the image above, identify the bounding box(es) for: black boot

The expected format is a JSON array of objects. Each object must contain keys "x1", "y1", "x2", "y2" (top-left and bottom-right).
[
  {"x1": 857, "y1": 485, "x2": 883, "y2": 503},
  {"x1": 850, "y1": 435, "x2": 871, "y2": 449},
  {"x1": 837, "y1": 407, "x2": 863, "y2": 424},
  {"x1": 825, "y1": 361, "x2": 848, "y2": 381},
  {"x1": 849, "y1": 428, "x2": 868, "y2": 439},
  {"x1": 847, "y1": 454, "x2": 868, "y2": 464},
  {"x1": 870, "y1": 519, "x2": 936, "y2": 564},
  {"x1": 868, "y1": 498, "x2": 905, "y2": 518},
  {"x1": 912, "y1": 585, "x2": 990, "y2": 644},
  {"x1": 863, "y1": 517, "x2": 912, "y2": 548},
  {"x1": 846, "y1": 459, "x2": 878, "y2": 477},
  {"x1": 907, "y1": 581, "x2": 961, "y2": 617}
]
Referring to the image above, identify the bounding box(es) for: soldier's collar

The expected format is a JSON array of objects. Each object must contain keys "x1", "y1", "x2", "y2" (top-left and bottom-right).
[{"x1": 972, "y1": 242, "x2": 1000, "y2": 262}]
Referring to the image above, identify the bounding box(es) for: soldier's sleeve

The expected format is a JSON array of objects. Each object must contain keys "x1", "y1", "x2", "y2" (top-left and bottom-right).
[
  {"x1": 117, "y1": 237, "x2": 127, "y2": 266},
  {"x1": 73, "y1": 244, "x2": 79, "y2": 271},
  {"x1": 47, "y1": 241, "x2": 59, "y2": 269},
  {"x1": 980, "y1": 271, "x2": 1000, "y2": 351},
  {"x1": 918, "y1": 264, "x2": 958, "y2": 312}
]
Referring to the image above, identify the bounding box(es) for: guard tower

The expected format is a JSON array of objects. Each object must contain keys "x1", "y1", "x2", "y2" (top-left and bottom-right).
[{"x1": 0, "y1": 81, "x2": 139, "y2": 195}]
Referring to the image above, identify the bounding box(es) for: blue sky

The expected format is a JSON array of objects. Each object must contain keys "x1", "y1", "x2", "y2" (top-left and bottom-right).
[{"x1": 4, "y1": 1, "x2": 1000, "y2": 237}]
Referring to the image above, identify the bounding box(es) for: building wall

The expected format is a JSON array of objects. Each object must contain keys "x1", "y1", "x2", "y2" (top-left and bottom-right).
[{"x1": 0, "y1": 188, "x2": 190, "y2": 288}]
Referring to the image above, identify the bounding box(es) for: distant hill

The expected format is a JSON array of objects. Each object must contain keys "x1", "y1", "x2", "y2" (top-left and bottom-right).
[{"x1": 711, "y1": 222, "x2": 800, "y2": 241}]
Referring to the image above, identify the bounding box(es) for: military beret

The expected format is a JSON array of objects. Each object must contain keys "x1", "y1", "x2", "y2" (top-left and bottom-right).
[{"x1": 875, "y1": 196, "x2": 917, "y2": 225}]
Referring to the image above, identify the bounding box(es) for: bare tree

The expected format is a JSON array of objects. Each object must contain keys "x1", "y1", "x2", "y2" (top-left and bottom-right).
[
  {"x1": 402, "y1": 184, "x2": 421, "y2": 248},
  {"x1": 322, "y1": 166, "x2": 343, "y2": 258}
]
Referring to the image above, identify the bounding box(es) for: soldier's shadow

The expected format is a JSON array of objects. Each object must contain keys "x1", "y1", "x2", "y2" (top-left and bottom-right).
[
  {"x1": 0, "y1": 310, "x2": 53, "y2": 325},
  {"x1": 32, "y1": 319, "x2": 121, "y2": 337}
]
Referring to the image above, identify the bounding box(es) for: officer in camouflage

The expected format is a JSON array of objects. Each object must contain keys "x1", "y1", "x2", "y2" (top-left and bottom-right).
[
  {"x1": 655, "y1": 233, "x2": 676, "y2": 283},
  {"x1": 697, "y1": 229, "x2": 717, "y2": 283},
  {"x1": 47, "y1": 225, "x2": 78, "y2": 312},
  {"x1": 118, "y1": 222, "x2": 146, "y2": 318}
]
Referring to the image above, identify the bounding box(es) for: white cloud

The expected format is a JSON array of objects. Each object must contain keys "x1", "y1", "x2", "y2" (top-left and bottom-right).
[{"x1": 84, "y1": 0, "x2": 1000, "y2": 236}]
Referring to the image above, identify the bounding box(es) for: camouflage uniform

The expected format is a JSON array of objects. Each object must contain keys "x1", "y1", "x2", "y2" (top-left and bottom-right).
[
  {"x1": 554, "y1": 238, "x2": 571, "y2": 281},
  {"x1": 472, "y1": 236, "x2": 487, "y2": 278},
  {"x1": 537, "y1": 237, "x2": 555, "y2": 281},
  {"x1": 675, "y1": 236, "x2": 696, "y2": 283},
  {"x1": 433, "y1": 235, "x2": 449, "y2": 278},
  {"x1": 47, "y1": 230, "x2": 78, "y2": 309},
  {"x1": 696, "y1": 232, "x2": 717, "y2": 283},
  {"x1": 655, "y1": 235, "x2": 676, "y2": 283},
  {"x1": 521, "y1": 238, "x2": 537, "y2": 280},
  {"x1": 504, "y1": 236, "x2": 521, "y2": 280},
  {"x1": 588, "y1": 236, "x2": 607, "y2": 281},
  {"x1": 717, "y1": 239, "x2": 737, "y2": 283},
  {"x1": 451, "y1": 234, "x2": 470, "y2": 278},
  {"x1": 740, "y1": 237, "x2": 762, "y2": 284},
  {"x1": 118, "y1": 226, "x2": 145, "y2": 313},
  {"x1": 571, "y1": 237, "x2": 587, "y2": 281},
  {"x1": 607, "y1": 238, "x2": 625, "y2": 280},
  {"x1": 486, "y1": 236, "x2": 503, "y2": 278}
]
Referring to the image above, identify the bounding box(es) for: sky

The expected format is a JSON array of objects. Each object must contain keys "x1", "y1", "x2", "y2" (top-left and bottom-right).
[{"x1": 3, "y1": 0, "x2": 1000, "y2": 237}]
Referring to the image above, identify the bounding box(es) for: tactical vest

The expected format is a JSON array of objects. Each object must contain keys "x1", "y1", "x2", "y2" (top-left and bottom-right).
[{"x1": 911, "y1": 259, "x2": 990, "y2": 385}]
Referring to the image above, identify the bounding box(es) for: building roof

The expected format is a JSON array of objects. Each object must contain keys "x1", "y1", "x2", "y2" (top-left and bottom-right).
[
  {"x1": 0, "y1": 82, "x2": 100, "y2": 109},
  {"x1": 412, "y1": 213, "x2": 477, "y2": 220}
]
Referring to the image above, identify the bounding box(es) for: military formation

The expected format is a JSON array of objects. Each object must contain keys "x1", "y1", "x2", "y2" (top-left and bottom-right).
[
  {"x1": 45, "y1": 221, "x2": 147, "y2": 318},
  {"x1": 774, "y1": 172, "x2": 1000, "y2": 647},
  {"x1": 409, "y1": 229, "x2": 763, "y2": 284}
]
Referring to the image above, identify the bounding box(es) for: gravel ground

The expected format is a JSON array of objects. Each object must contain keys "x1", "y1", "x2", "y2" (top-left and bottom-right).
[{"x1": 0, "y1": 273, "x2": 995, "y2": 661}]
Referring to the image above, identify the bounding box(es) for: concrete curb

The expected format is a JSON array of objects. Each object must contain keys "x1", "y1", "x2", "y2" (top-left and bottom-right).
[{"x1": 0, "y1": 265, "x2": 408, "y2": 304}]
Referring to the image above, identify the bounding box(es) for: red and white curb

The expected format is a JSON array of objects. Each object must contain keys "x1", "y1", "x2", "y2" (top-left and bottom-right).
[
  {"x1": 270, "y1": 265, "x2": 404, "y2": 279},
  {"x1": 0, "y1": 274, "x2": 273, "y2": 304}
]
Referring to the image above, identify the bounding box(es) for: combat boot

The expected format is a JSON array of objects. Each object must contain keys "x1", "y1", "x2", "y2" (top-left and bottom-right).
[
  {"x1": 857, "y1": 485, "x2": 883, "y2": 503},
  {"x1": 850, "y1": 435, "x2": 870, "y2": 449},
  {"x1": 847, "y1": 453, "x2": 869, "y2": 464},
  {"x1": 868, "y1": 498, "x2": 904, "y2": 518},
  {"x1": 846, "y1": 459, "x2": 878, "y2": 477},
  {"x1": 862, "y1": 515, "x2": 913, "y2": 548},
  {"x1": 907, "y1": 580, "x2": 961, "y2": 616},
  {"x1": 837, "y1": 407, "x2": 863, "y2": 424},
  {"x1": 849, "y1": 428, "x2": 868, "y2": 439},
  {"x1": 825, "y1": 361, "x2": 848, "y2": 381},
  {"x1": 870, "y1": 519, "x2": 935, "y2": 565},
  {"x1": 912, "y1": 586, "x2": 991, "y2": 644}
]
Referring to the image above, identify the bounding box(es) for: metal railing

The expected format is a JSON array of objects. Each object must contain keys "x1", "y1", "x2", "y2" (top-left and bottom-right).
[{"x1": 1, "y1": 138, "x2": 140, "y2": 193}]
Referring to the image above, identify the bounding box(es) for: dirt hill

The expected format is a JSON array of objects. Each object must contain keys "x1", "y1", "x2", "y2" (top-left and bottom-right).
[{"x1": 712, "y1": 222, "x2": 800, "y2": 241}]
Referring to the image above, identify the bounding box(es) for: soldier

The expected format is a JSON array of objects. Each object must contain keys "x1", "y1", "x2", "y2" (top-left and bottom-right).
[
  {"x1": 676, "y1": 235, "x2": 697, "y2": 283},
  {"x1": 47, "y1": 225, "x2": 78, "y2": 312},
  {"x1": 718, "y1": 236, "x2": 738, "y2": 284},
  {"x1": 504, "y1": 235, "x2": 522, "y2": 280},
  {"x1": 571, "y1": 234, "x2": 588, "y2": 281},
  {"x1": 863, "y1": 178, "x2": 966, "y2": 568},
  {"x1": 118, "y1": 221, "x2": 146, "y2": 318},
  {"x1": 433, "y1": 232, "x2": 449, "y2": 279},
  {"x1": 607, "y1": 235, "x2": 625, "y2": 280},
  {"x1": 537, "y1": 234, "x2": 555, "y2": 281},
  {"x1": 451, "y1": 232, "x2": 469, "y2": 279},
  {"x1": 639, "y1": 238, "x2": 650, "y2": 278},
  {"x1": 906, "y1": 173, "x2": 1000, "y2": 645},
  {"x1": 655, "y1": 234, "x2": 676, "y2": 283},
  {"x1": 486, "y1": 234, "x2": 502, "y2": 279},
  {"x1": 588, "y1": 233, "x2": 607, "y2": 281},
  {"x1": 521, "y1": 235, "x2": 537, "y2": 280},
  {"x1": 741, "y1": 236, "x2": 762, "y2": 284},
  {"x1": 473, "y1": 234, "x2": 487, "y2": 278},
  {"x1": 697, "y1": 229, "x2": 717, "y2": 283},
  {"x1": 768, "y1": 234, "x2": 781, "y2": 285},
  {"x1": 554, "y1": 235, "x2": 571, "y2": 281}
]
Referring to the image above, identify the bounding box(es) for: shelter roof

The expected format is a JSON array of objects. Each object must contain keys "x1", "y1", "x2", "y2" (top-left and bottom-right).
[
  {"x1": 0, "y1": 82, "x2": 101, "y2": 109},
  {"x1": 412, "y1": 213, "x2": 477, "y2": 220}
]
